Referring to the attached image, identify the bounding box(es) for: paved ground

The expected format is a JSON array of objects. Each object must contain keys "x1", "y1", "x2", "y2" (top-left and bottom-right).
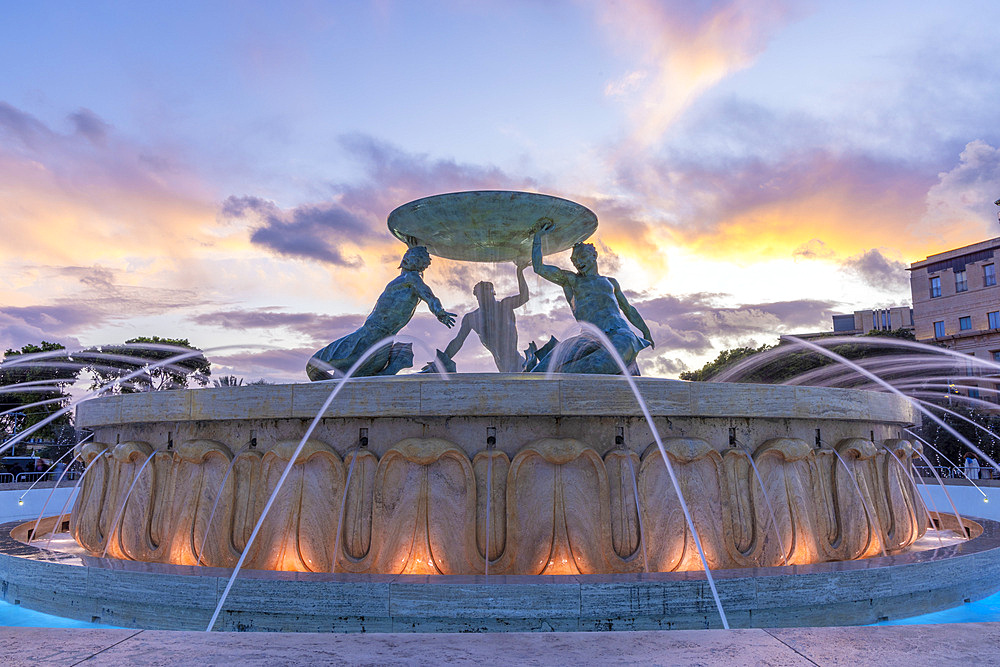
[{"x1": 2, "y1": 623, "x2": 1000, "y2": 666}]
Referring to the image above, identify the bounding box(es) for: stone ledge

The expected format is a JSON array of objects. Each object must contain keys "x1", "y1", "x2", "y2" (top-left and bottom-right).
[{"x1": 76, "y1": 375, "x2": 918, "y2": 427}]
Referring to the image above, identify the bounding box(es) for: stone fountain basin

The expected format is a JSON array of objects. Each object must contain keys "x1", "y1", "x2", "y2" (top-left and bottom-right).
[
  {"x1": 2, "y1": 377, "x2": 994, "y2": 632},
  {"x1": 68, "y1": 375, "x2": 927, "y2": 576}
]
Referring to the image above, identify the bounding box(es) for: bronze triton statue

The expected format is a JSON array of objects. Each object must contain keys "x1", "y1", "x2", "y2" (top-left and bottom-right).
[
  {"x1": 306, "y1": 246, "x2": 456, "y2": 380},
  {"x1": 529, "y1": 223, "x2": 653, "y2": 375},
  {"x1": 431, "y1": 259, "x2": 530, "y2": 373}
]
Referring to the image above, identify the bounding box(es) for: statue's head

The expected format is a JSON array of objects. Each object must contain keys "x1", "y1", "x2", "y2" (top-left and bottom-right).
[
  {"x1": 473, "y1": 281, "x2": 495, "y2": 303},
  {"x1": 399, "y1": 246, "x2": 432, "y2": 272},
  {"x1": 570, "y1": 242, "x2": 598, "y2": 274}
]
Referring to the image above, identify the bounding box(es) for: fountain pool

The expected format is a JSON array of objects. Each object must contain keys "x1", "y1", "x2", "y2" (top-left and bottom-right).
[{"x1": 2, "y1": 375, "x2": 997, "y2": 631}]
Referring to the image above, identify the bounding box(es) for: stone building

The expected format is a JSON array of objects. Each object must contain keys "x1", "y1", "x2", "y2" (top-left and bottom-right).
[
  {"x1": 909, "y1": 237, "x2": 1000, "y2": 402},
  {"x1": 832, "y1": 307, "x2": 914, "y2": 335}
]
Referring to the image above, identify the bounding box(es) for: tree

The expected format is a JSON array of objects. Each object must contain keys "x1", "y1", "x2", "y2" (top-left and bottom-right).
[
  {"x1": 213, "y1": 375, "x2": 243, "y2": 388},
  {"x1": 80, "y1": 336, "x2": 211, "y2": 394},
  {"x1": 212, "y1": 376, "x2": 273, "y2": 387},
  {"x1": 679, "y1": 345, "x2": 769, "y2": 382},
  {"x1": 0, "y1": 341, "x2": 80, "y2": 441},
  {"x1": 680, "y1": 329, "x2": 921, "y2": 384}
]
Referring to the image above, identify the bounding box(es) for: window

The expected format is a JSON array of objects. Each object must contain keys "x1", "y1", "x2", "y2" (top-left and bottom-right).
[
  {"x1": 990, "y1": 311, "x2": 1000, "y2": 329},
  {"x1": 969, "y1": 388, "x2": 981, "y2": 399},
  {"x1": 934, "y1": 321, "x2": 945, "y2": 337},
  {"x1": 986, "y1": 264, "x2": 997, "y2": 287},
  {"x1": 960, "y1": 316, "x2": 972, "y2": 330},
  {"x1": 994, "y1": 350, "x2": 1000, "y2": 363},
  {"x1": 881, "y1": 310, "x2": 890, "y2": 330},
  {"x1": 956, "y1": 270, "x2": 968, "y2": 292},
  {"x1": 930, "y1": 276, "x2": 941, "y2": 298}
]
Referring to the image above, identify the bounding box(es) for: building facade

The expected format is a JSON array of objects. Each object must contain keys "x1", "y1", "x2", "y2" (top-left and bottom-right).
[
  {"x1": 909, "y1": 237, "x2": 1000, "y2": 403},
  {"x1": 832, "y1": 307, "x2": 914, "y2": 335}
]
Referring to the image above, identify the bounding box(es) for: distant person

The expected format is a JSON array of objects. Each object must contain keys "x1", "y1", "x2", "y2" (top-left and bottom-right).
[
  {"x1": 428, "y1": 260, "x2": 530, "y2": 373},
  {"x1": 306, "y1": 246, "x2": 456, "y2": 380},
  {"x1": 965, "y1": 454, "x2": 981, "y2": 480}
]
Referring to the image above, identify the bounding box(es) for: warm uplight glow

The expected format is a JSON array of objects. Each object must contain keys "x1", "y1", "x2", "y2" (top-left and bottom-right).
[{"x1": 543, "y1": 555, "x2": 580, "y2": 575}]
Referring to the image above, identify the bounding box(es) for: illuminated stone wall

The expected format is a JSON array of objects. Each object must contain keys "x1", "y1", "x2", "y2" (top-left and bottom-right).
[{"x1": 69, "y1": 434, "x2": 926, "y2": 574}]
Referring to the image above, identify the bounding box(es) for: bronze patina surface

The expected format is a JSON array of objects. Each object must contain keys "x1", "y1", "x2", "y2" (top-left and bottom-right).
[{"x1": 387, "y1": 190, "x2": 597, "y2": 262}]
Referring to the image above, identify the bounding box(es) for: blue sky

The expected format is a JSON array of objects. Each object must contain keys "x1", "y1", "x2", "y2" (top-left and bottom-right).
[{"x1": 2, "y1": 0, "x2": 999, "y2": 380}]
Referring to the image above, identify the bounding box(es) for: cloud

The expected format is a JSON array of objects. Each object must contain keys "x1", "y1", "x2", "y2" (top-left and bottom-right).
[
  {"x1": 0, "y1": 101, "x2": 215, "y2": 268},
  {"x1": 208, "y1": 347, "x2": 315, "y2": 382},
  {"x1": 841, "y1": 249, "x2": 909, "y2": 292},
  {"x1": 604, "y1": 71, "x2": 647, "y2": 97},
  {"x1": 69, "y1": 108, "x2": 110, "y2": 144},
  {"x1": 793, "y1": 239, "x2": 835, "y2": 260},
  {"x1": 0, "y1": 102, "x2": 52, "y2": 147},
  {"x1": 634, "y1": 293, "x2": 837, "y2": 357},
  {"x1": 0, "y1": 265, "x2": 212, "y2": 352},
  {"x1": 921, "y1": 140, "x2": 1000, "y2": 241},
  {"x1": 332, "y1": 134, "x2": 538, "y2": 219},
  {"x1": 221, "y1": 196, "x2": 371, "y2": 266},
  {"x1": 612, "y1": 144, "x2": 933, "y2": 261},
  {"x1": 0, "y1": 310, "x2": 83, "y2": 353},
  {"x1": 192, "y1": 308, "x2": 363, "y2": 346},
  {"x1": 596, "y1": 0, "x2": 797, "y2": 149},
  {"x1": 221, "y1": 135, "x2": 542, "y2": 267}
]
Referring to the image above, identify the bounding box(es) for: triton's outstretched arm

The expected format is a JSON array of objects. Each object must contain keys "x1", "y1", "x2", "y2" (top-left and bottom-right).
[{"x1": 410, "y1": 273, "x2": 456, "y2": 327}]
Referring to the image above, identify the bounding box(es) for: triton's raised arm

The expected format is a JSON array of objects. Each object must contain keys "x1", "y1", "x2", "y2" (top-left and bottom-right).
[
  {"x1": 532, "y1": 223, "x2": 574, "y2": 288},
  {"x1": 502, "y1": 260, "x2": 530, "y2": 310}
]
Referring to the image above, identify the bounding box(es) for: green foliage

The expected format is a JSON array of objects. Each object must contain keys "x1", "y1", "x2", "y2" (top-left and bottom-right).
[
  {"x1": 213, "y1": 375, "x2": 273, "y2": 387},
  {"x1": 680, "y1": 329, "x2": 924, "y2": 384},
  {"x1": 0, "y1": 341, "x2": 79, "y2": 440},
  {"x1": 80, "y1": 336, "x2": 211, "y2": 393},
  {"x1": 863, "y1": 328, "x2": 917, "y2": 341},
  {"x1": 679, "y1": 345, "x2": 770, "y2": 381}
]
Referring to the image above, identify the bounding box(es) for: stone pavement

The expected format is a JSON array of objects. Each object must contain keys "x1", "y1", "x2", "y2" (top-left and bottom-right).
[{"x1": 2, "y1": 623, "x2": 1000, "y2": 666}]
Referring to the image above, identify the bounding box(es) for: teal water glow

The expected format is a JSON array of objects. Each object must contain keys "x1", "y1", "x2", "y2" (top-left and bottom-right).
[
  {"x1": 875, "y1": 590, "x2": 1000, "y2": 626},
  {"x1": 0, "y1": 599, "x2": 120, "y2": 628}
]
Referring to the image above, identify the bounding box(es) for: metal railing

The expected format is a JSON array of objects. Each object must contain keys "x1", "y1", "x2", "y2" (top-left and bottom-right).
[
  {"x1": 0, "y1": 471, "x2": 79, "y2": 484},
  {"x1": 15, "y1": 472, "x2": 49, "y2": 483},
  {"x1": 913, "y1": 464, "x2": 999, "y2": 481}
]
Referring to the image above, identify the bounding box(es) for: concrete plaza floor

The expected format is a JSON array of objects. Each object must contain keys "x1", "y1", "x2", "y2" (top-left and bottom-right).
[{"x1": 2, "y1": 623, "x2": 999, "y2": 666}]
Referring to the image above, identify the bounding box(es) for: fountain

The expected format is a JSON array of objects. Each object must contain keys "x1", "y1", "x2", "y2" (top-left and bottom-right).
[{"x1": 2, "y1": 191, "x2": 999, "y2": 632}]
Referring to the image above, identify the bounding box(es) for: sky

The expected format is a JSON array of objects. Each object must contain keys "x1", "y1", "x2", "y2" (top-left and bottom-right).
[{"x1": 1, "y1": 0, "x2": 999, "y2": 381}]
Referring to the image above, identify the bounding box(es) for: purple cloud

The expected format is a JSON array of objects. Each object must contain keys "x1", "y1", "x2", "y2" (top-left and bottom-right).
[
  {"x1": 221, "y1": 134, "x2": 545, "y2": 266},
  {"x1": 192, "y1": 308, "x2": 363, "y2": 346},
  {"x1": 222, "y1": 196, "x2": 374, "y2": 266},
  {"x1": 69, "y1": 108, "x2": 110, "y2": 144},
  {"x1": 841, "y1": 249, "x2": 909, "y2": 292}
]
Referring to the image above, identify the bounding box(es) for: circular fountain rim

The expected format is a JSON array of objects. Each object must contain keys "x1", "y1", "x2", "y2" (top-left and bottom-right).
[
  {"x1": 75, "y1": 374, "x2": 919, "y2": 427},
  {"x1": 1, "y1": 515, "x2": 996, "y2": 631}
]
